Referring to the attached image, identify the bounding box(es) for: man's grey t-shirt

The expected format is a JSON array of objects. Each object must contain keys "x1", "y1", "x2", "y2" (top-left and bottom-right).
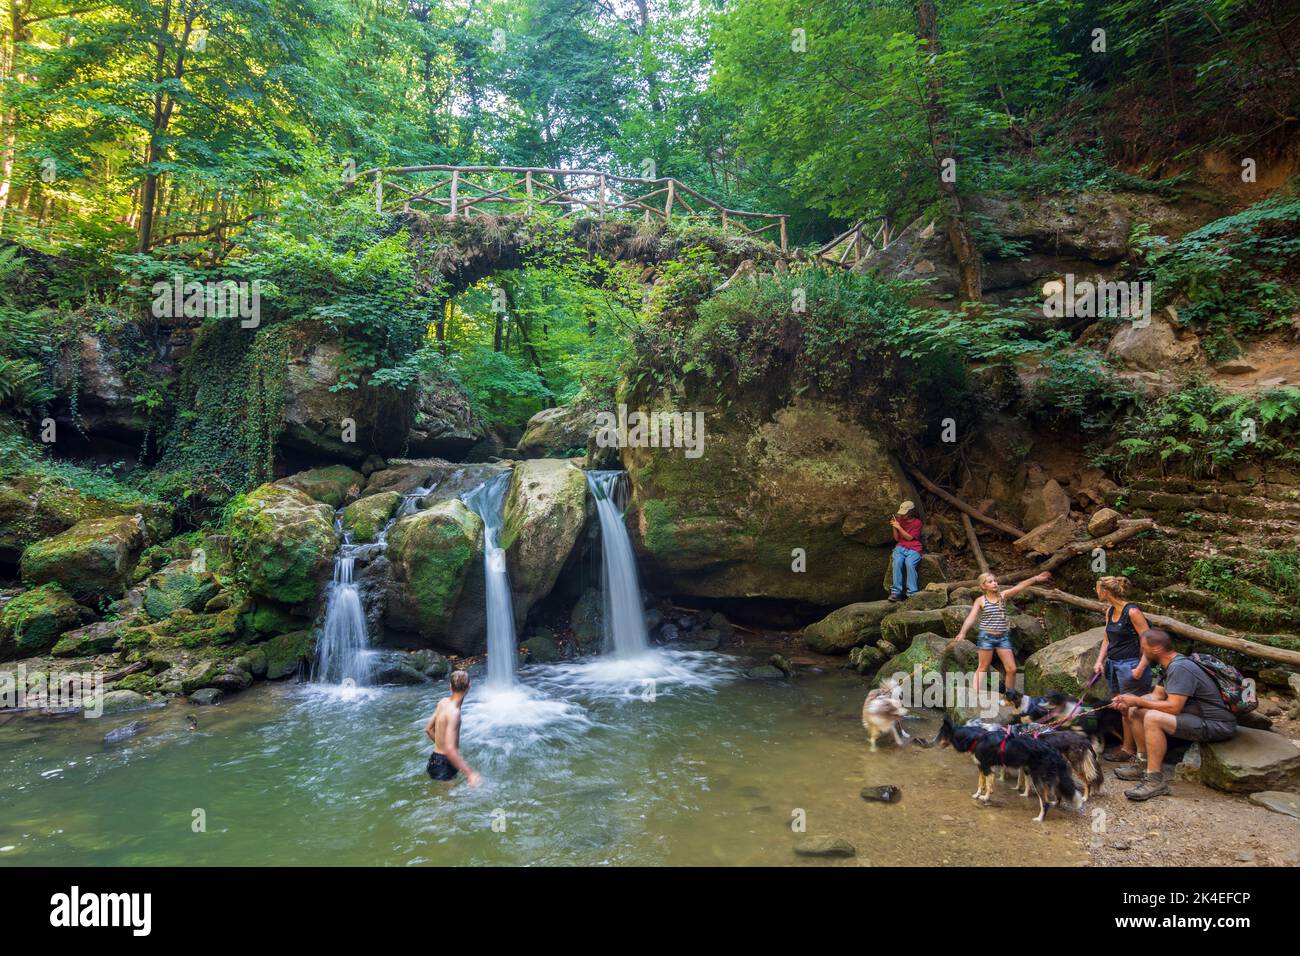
[{"x1": 1163, "y1": 656, "x2": 1236, "y2": 724}]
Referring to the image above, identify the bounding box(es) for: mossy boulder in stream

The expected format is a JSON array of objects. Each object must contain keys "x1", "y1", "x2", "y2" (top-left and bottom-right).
[
  {"x1": 20, "y1": 514, "x2": 146, "y2": 606},
  {"x1": 517, "y1": 404, "x2": 597, "y2": 457},
  {"x1": 802, "y1": 600, "x2": 894, "y2": 654},
  {"x1": 262, "y1": 629, "x2": 317, "y2": 680},
  {"x1": 227, "y1": 485, "x2": 337, "y2": 604},
  {"x1": 501, "y1": 460, "x2": 588, "y2": 621},
  {"x1": 385, "y1": 499, "x2": 484, "y2": 653},
  {"x1": 142, "y1": 560, "x2": 222, "y2": 620},
  {"x1": 624, "y1": 397, "x2": 915, "y2": 607},
  {"x1": 340, "y1": 490, "x2": 401, "y2": 543},
  {"x1": 0, "y1": 583, "x2": 84, "y2": 659},
  {"x1": 275, "y1": 465, "x2": 365, "y2": 508}
]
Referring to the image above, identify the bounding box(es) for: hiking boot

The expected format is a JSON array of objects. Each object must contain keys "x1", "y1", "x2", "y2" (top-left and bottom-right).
[
  {"x1": 1102, "y1": 747, "x2": 1134, "y2": 763},
  {"x1": 1114, "y1": 758, "x2": 1148, "y2": 781},
  {"x1": 888, "y1": 592, "x2": 904, "y2": 603},
  {"x1": 1125, "y1": 772, "x2": 1171, "y2": 801}
]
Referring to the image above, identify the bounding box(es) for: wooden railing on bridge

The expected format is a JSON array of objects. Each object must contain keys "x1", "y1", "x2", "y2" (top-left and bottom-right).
[
  {"x1": 352, "y1": 165, "x2": 789, "y2": 252},
  {"x1": 815, "y1": 218, "x2": 894, "y2": 268}
]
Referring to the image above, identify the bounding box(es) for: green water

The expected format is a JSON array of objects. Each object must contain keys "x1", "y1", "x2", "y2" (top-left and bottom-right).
[{"x1": 0, "y1": 651, "x2": 1087, "y2": 866}]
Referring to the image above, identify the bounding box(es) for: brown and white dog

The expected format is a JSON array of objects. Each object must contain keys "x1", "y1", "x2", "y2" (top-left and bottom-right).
[{"x1": 862, "y1": 680, "x2": 910, "y2": 751}]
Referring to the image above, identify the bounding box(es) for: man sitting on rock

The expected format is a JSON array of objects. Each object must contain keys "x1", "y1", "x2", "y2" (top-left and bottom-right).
[
  {"x1": 888, "y1": 500, "x2": 923, "y2": 602},
  {"x1": 1111, "y1": 628, "x2": 1237, "y2": 801}
]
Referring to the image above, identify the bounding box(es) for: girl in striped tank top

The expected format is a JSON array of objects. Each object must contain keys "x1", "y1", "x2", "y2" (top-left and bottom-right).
[{"x1": 949, "y1": 570, "x2": 1053, "y2": 694}]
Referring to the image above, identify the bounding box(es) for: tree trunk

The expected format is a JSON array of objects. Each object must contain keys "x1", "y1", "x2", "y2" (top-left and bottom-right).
[{"x1": 914, "y1": 0, "x2": 982, "y2": 304}]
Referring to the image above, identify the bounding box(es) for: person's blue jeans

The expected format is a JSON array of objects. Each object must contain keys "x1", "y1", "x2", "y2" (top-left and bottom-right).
[{"x1": 891, "y1": 545, "x2": 921, "y2": 596}]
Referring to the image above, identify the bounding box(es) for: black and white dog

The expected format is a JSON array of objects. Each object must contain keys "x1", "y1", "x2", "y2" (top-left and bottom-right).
[
  {"x1": 1006, "y1": 723, "x2": 1104, "y2": 801},
  {"x1": 934, "y1": 717, "x2": 1082, "y2": 823},
  {"x1": 1002, "y1": 687, "x2": 1124, "y2": 752}
]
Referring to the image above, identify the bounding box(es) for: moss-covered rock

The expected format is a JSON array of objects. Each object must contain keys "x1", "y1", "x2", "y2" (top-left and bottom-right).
[
  {"x1": 0, "y1": 472, "x2": 172, "y2": 559},
  {"x1": 1023, "y1": 627, "x2": 1109, "y2": 702},
  {"x1": 262, "y1": 629, "x2": 316, "y2": 680},
  {"x1": 275, "y1": 465, "x2": 365, "y2": 508},
  {"x1": 114, "y1": 673, "x2": 158, "y2": 695},
  {"x1": 501, "y1": 459, "x2": 588, "y2": 621},
  {"x1": 384, "y1": 499, "x2": 483, "y2": 653},
  {"x1": 240, "y1": 600, "x2": 302, "y2": 638},
  {"x1": 51, "y1": 619, "x2": 123, "y2": 657},
  {"x1": 521, "y1": 633, "x2": 561, "y2": 663},
  {"x1": 625, "y1": 396, "x2": 916, "y2": 606},
  {"x1": 802, "y1": 600, "x2": 894, "y2": 654},
  {"x1": 570, "y1": 588, "x2": 602, "y2": 649},
  {"x1": 880, "y1": 609, "x2": 949, "y2": 648},
  {"x1": 517, "y1": 404, "x2": 597, "y2": 457},
  {"x1": 0, "y1": 583, "x2": 84, "y2": 659},
  {"x1": 340, "y1": 490, "x2": 401, "y2": 544},
  {"x1": 227, "y1": 484, "x2": 336, "y2": 604},
  {"x1": 20, "y1": 514, "x2": 146, "y2": 606},
  {"x1": 142, "y1": 560, "x2": 222, "y2": 621},
  {"x1": 117, "y1": 605, "x2": 245, "y2": 653},
  {"x1": 874, "y1": 631, "x2": 973, "y2": 688}
]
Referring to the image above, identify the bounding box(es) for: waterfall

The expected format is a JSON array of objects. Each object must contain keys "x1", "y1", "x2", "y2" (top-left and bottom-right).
[
  {"x1": 312, "y1": 525, "x2": 372, "y2": 686},
  {"x1": 585, "y1": 470, "x2": 650, "y2": 658},
  {"x1": 462, "y1": 472, "x2": 517, "y2": 688}
]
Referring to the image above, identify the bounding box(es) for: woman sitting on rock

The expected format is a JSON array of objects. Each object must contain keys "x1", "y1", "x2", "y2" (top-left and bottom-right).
[
  {"x1": 1092, "y1": 574, "x2": 1153, "y2": 762},
  {"x1": 948, "y1": 570, "x2": 1052, "y2": 696}
]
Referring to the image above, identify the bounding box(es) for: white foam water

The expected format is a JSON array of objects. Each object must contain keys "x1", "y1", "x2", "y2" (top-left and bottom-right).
[
  {"x1": 584, "y1": 470, "x2": 650, "y2": 658},
  {"x1": 462, "y1": 472, "x2": 518, "y2": 689},
  {"x1": 534, "y1": 648, "x2": 736, "y2": 703},
  {"x1": 312, "y1": 533, "x2": 373, "y2": 687}
]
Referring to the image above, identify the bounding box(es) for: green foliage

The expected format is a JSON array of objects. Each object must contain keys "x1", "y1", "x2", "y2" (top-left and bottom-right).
[
  {"x1": 1115, "y1": 382, "x2": 1300, "y2": 476},
  {"x1": 1132, "y1": 194, "x2": 1300, "y2": 356},
  {"x1": 1028, "y1": 348, "x2": 1141, "y2": 433}
]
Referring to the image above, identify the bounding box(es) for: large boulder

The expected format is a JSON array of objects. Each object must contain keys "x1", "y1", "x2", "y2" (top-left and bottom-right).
[
  {"x1": 874, "y1": 632, "x2": 969, "y2": 688},
  {"x1": 880, "y1": 609, "x2": 948, "y2": 648},
  {"x1": 0, "y1": 472, "x2": 171, "y2": 564},
  {"x1": 626, "y1": 397, "x2": 916, "y2": 606},
  {"x1": 0, "y1": 583, "x2": 84, "y2": 659},
  {"x1": 384, "y1": 499, "x2": 484, "y2": 654},
  {"x1": 501, "y1": 460, "x2": 589, "y2": 623},
  {"x1": 142, "y1": 560, "x2": 221, "y2": 621},
  {"x1": 20, "y1": 514, "x2": 146, "y2": 606},
  {"x1": 1021, "y1": 475, "x2": 1072, "y2": 531},
  {"x1": 262, "y1": 629, "x2": 316, "y2": 680},
  {"x1": 51, "y1": 619, "x2": 123, "y2": 658},
  {"x1": 802, "y1": 600, "x2": 895, "y2": 654},
  {"x1": 1023, "y1": 627, "x2": 1109, "y2": 701},
  {"x1": 340, "y1": 491, "x2": 401, "y2": 544},
  {"x1": 406, "y1": 371, "x2": 488, "y2": 458},
  {"x1": 516, "y1": 404, "x2": 597, "y2": 458},
  {"x1": 1014, "y1": 514, "x2": 1076, "y2": 555},
  {"x1": 280, "y1": 322, "x2": 414, "y2": 464},
  {"x1": 878, "y1": 552, "x2": 947, "y2": 594},
  {"x1": 274, "y1": 465, "x2": 364, "y2": 508},
  {"x1": 1200, "y1": 728, "x2": 1300, "y2": 794},
  {"x1": 361, "y1": 459, "x2": 501, "y2": 501},
  {"x1": 1106, "y1": 313, "x2": 1204, "y2": 373},
  {"x1": 227, "y1": 484, "x2": 337, "y2": 604}
]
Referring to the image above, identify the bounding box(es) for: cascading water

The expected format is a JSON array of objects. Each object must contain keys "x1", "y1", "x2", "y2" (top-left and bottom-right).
[
  {"x1": 462, "y1": 472, "x2": 517, "y2": 688},
  {"x1": 584, "y1": 470, "x2": 650, "y2": 658},
  {"x1": 312, "y1": 524, "x2": 372, "y2": 686}
]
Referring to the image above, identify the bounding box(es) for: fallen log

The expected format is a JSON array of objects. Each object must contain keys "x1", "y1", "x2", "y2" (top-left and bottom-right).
[
  {"x1": 101, "y1": 660, "x2": 148, "y2": 684},
  {"x1": 1026, "y1": 586, "x2": 1300, "y2": 668},
  {"x1": 903, "y1": 464, "x2": 1025, "y2": 539},
  {"x1": 949, "y1": 518, "x2": 1158, "y2": 588},
  {"x1": 961, "y1": 513, "x2": 989, "y2": 575},
  {"x1": 1036, "y1": 518, "x2": 1155, "y2": 572}
]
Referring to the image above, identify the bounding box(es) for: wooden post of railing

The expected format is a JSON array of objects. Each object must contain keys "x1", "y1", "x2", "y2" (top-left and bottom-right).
[
  {"x1": 779, "y1": 216, "x2": 787, "y2": 253},
  {"x1": 525, "y1": 170, "x2": 533, "y2": 209},
  {"x1": 721, "y1": 210, "x2": 728, "y2": 232},
  {"x1": 373, "y1": 169, "x2": 383, "y2": 214},
  {"x1": 598, "y1": 174, "x2": 607, "y2": 220},
  {"x1": 665, "y1": 180, "x2": 675, "y2": 222},
  {"x1": 449, "y1": 170, "x2": 459, "y2": 217}
]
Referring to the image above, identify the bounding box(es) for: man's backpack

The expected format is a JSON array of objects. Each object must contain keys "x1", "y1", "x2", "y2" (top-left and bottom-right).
[{"x1": 1189, "y1": 653, "x2": 1257, "y2": 716}]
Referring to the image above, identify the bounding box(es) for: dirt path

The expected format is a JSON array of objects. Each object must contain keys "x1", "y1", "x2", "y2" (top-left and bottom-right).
[{"x1": 1084, "y1": 770, "x2": 1300, "y2": 867}]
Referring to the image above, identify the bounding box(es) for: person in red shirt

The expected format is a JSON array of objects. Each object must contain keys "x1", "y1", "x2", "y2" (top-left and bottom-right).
[{"x1": 889, "y1": 500, "x2": 923, "y2": 601}]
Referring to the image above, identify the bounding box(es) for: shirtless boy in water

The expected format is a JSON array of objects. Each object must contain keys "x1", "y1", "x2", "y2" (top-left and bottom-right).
[{"x1": 425, "y1": 670, "x2": 481, "y2": 786}]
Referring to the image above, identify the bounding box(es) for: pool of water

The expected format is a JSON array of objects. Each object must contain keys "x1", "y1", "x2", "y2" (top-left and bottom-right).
[{"x1": 0, "y1": 650, "x2": 1088, "y2": 866}]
